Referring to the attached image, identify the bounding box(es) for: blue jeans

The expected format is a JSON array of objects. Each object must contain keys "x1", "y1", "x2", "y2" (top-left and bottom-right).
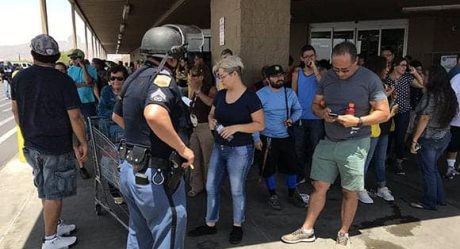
[
  {"x1": 119, "y1": 161, "x2": 187, "y2": 249},
  {"x1": 4, "y1": 81, "x2": 10, "y2": 99},
  {"x1": 393, "y1": 112, "x2": 410, "y2": 159},
  {"x1": 364, "y1": 135, "x2": 389, "y2": 186},
  {"x1": 416, "y1": 133, "x2": 451, "y2": 209},
  {"x1": 206, "y1": 143, "x2": 254, "y2": 225},
  {"x1": 294, "y1": 119, "x2": 324, "y2": 178}
]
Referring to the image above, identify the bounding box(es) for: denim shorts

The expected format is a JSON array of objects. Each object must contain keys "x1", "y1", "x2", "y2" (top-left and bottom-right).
[{"x1": 23, "y1": 147, "x2": 77, "y2": 199}]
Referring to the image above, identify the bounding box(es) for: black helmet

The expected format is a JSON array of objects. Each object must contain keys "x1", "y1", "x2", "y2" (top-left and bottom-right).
[{"x1": 140, "y1": 24, "x2": 204, "y2": 59}]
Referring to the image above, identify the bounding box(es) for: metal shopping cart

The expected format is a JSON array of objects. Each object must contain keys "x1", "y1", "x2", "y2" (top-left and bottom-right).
[{"x1": 87, "y1": 117, "x2": 129, "y2": 229}]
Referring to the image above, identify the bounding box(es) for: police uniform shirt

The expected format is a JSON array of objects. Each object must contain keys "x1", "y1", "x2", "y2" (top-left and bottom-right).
[{"x1": 113, "y1": 64, "x2": 184, "y2": 159}]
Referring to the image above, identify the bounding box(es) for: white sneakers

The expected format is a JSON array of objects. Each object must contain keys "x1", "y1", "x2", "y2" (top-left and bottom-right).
[
  {"x1": 42, "y1": 220, "x2": 77, "y2": 249},
  {"x1": 446, "y1": 167, "x2": 457, "y2": 179},
  {"x1": 42, "y1": 235, "x2": 77, "y2": 249},
  {"x1": 358, "y1": 190, "x2": 374, "y2": 204},
  {"x1": 359, "y1": 187, "x2": 395, "y2": 204},
  {"x1": 57, "y1": 220, "x2": 76, "y2": 236},
  {"x1": 376, "y1": 187, "x2": 395, "y2": 201}
]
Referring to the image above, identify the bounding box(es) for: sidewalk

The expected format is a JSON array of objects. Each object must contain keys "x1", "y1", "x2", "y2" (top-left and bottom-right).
[{"x1": 1, "y1": 153, "x2": 460, "y2": 249}]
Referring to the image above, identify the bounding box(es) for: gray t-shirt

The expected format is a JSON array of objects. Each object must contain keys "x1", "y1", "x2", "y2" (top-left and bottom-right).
[
  {"x1": 414, "y1": 93, "x2": 450, "y2": 139},
  {"x1": 317, "y1": 67, "x2": 386, "y2": 141}
]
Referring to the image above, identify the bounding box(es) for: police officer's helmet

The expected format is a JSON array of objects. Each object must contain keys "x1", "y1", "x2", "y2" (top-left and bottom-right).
[{"x1": 140, "y1": 24, "x2": 204, "y2": 59}]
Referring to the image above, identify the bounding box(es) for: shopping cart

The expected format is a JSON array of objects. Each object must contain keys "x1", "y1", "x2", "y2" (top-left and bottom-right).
[{"x1": 87, "y1": 117, "x2": 129, "y2": 229}]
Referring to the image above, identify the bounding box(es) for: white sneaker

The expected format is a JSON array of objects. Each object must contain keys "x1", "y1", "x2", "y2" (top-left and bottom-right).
[
  {"x1": 358, "y1": 190, "x2": 374, "y2": 204},
  {"x1": 42, "y1": 235, "x2": 77, "y2": 249},
  {"x1": 446, "y1": 167, "x2": 457, "y2": 179},
  {"x1": 335, "y1": 232, "x2": 351, "y2": 249},
  {"x1": 377, "y1": 187, "x2": 395, "y2": 201},
  {"x1": 57, "y1": 220, "x2": 76, "y2": 236}
]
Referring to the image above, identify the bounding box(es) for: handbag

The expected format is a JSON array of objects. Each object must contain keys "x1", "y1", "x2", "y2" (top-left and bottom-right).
[{"x1": 284, "y1": 87, "x2": 295, "y2": 138}]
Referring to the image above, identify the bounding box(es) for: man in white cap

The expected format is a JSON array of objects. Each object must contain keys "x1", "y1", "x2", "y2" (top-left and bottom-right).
[{"x1": 11, "y1": 34, "x2": 87, "y2": 249}]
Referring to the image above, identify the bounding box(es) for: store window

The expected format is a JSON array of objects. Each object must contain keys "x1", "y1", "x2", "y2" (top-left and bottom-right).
[{"x1": 310, "y1": 20, "x2": 408, "y2": 61}]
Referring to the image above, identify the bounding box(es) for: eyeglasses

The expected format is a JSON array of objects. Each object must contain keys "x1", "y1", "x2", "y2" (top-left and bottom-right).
[
  {"x1": 332, "y1": 65, "x2": 354, "y2": 73},
  {"x1": 191, "y1": 74, "x2": 202, "y2": 78},
  {"x1": 70, "y1": 57, "x2": 78, "y2": 60},
  {"x1": 398, "y1": 63, "x2": 408, "y2": 67},
  {"x1": 110, "y1": 76, "x2": 124, "y2": 81},
  {"x1": 217, "y1": 72, "x2": 232, "y2": 80}
]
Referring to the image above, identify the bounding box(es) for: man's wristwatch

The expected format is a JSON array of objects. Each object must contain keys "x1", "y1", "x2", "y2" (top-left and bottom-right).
[{"x1": 357, "y1": 117, "x2": 363, "y2": 127}]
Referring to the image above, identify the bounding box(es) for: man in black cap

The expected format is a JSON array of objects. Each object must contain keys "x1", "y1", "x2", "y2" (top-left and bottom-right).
[
  {"x1": 11, "y1": 34, "x2": 87, "y2": 249},
  {"x1": 254, "y1": 64, "x2": 307, "y2": 210}
]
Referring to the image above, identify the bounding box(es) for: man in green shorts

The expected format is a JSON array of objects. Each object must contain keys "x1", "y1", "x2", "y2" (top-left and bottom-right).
[{"x1": 281, "y1": 42, "x2": 390, "y2": 248}]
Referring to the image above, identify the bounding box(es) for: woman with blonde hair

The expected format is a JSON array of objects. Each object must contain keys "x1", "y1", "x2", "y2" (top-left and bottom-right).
[{"x1": 188, "y1": 55, "x2": 264, "y2": 244}]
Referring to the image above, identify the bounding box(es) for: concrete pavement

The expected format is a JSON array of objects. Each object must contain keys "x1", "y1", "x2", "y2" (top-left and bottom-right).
[{"x1": 1, "y1": 152, "x2": 460, "y2": 249}]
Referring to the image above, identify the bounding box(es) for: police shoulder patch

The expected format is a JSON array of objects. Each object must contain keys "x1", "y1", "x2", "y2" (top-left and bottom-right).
[{"x1": 153, "y1": 74, "x2": 172, "y2": 87}]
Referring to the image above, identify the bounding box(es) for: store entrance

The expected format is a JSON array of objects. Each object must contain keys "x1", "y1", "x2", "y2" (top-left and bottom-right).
[{"x1": 310, "y1": 19, "x2": 408, "y2": 61}]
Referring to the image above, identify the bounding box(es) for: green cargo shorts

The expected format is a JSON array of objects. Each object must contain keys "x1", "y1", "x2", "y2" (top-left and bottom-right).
[{"x1": 310, "y1": 137, "x2": 370, "y2": 192}]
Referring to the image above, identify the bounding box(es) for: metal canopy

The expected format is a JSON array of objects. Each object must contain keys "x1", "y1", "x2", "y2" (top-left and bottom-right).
[
  {"x1": 74, "y1": 0, "x2": 210, "y2": 54},
  {"x1": 74, "y1": 0, "x2": 459, "y2": 54}
]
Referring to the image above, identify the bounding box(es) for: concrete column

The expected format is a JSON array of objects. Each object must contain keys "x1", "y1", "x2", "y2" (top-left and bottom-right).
[
  {"x1": 91, "y1": 35, "x2": 95, "y2": 58},
  {"x1": 39, "y1": 0, "x2": 49, "y2": 34},
  {"x1": 84, "y1": 24, "x2": 89, "y2": 58},
  {"x1": 71, "y1": 3, "x2": 77, "y2": 49},
  {"x1": 290, "y1": 23, "x2": 308, "y2": 62},
  {"x1": 211, "y1": 0, "x2": 291, "y2": 84}
]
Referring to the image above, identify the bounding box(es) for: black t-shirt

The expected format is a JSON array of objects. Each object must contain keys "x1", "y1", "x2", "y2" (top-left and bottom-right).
[
  {"x1": 213, "y1": 89, "x2": 262, "y2": 146},
  {"x1": 11, "y1": 65, "x2": 81, "y2": 154},
  {"x1": 113, "y1": 65, "x2": 187, "y2": 159}
]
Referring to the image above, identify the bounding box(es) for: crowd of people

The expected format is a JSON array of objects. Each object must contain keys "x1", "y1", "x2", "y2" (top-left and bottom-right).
[{"x1": 8, "y1": 27, "x2": 460, "y2": 249}]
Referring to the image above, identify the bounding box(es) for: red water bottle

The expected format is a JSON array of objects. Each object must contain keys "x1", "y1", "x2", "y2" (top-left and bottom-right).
[{"x1": 345, "y1": 102, "x2": 355, "y2": 115}]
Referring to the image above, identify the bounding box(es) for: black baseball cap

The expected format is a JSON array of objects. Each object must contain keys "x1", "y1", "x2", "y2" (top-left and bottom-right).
[{"x1": 265, "y1": 65, "x2": 285, "y2": 77}]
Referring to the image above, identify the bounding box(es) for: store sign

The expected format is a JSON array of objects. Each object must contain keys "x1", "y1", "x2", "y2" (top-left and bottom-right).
[
  {"x1": 441, "y1": 55, "x2": 458, "y2": 72},
  {"x1": 219, "y1": 17, "x2": 225, "y2": 46}
]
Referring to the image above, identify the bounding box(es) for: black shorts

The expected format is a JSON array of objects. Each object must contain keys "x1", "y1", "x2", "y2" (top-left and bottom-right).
[
  {"x1": 447, "y1": 126, "x2": 460, "y2": 152},
  {"x1": 258, "y1": 135, "x2": 299, "y2": 177}
]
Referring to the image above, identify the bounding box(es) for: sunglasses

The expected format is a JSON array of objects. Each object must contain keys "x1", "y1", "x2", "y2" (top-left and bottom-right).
[
  {"x1": 191, "y1": 74, "x2": 202, "y2": 78},
  {"x1": 110, "y1": 76, "x2": 124, "y2": 81}
]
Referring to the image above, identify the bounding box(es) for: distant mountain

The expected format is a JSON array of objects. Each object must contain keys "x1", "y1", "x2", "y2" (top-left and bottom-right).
[{"x1": 0, "y1": 39, "x2": 76, "y2": 62}]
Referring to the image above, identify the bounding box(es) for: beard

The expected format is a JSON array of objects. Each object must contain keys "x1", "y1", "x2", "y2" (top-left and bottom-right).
[{"x1": 269, "y1": 80, "x2": 284, "y2": 89}]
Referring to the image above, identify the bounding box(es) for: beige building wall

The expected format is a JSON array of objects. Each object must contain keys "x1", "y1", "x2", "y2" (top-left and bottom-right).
[
  {"x1": 290, "y1": 23, "x2": 308, "y2": 64},
  {"x1": 211, "y1": 0, "x2": 290, "y2": 85}
]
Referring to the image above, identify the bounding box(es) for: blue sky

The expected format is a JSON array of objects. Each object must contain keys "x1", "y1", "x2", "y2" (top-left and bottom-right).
[{"x1": 0, "y1": 0, "x2": 72, "y2": 45}]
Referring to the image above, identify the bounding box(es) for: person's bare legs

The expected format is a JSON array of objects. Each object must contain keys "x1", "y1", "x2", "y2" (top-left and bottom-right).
[
  {"x1": 339, "y1": 188, "x2": 358, "y2": 234},
  {"x1": 302, "y1": 181, "x2": 330, "y2": 230},
  {"x1": 42, "y1": 199, "x2": 62, "y2": 236}
]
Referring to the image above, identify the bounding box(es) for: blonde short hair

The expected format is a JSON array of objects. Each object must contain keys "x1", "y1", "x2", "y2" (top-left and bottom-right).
[{"x1": 213, "y1": 55, "x2": 244, "y2": 77}]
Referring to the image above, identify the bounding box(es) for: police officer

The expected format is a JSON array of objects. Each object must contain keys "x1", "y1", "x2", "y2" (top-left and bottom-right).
[{"x1": 112, "y1": 25, "x2": 195, "y2": 249}]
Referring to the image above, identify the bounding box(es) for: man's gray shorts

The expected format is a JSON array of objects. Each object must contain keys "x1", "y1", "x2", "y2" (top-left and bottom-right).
[{"x1": 23, "y1": 147, "x2": 77, "y2": 199}]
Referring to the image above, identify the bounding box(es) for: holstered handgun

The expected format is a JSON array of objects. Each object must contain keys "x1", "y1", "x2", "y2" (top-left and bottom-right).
[{"x1": 165, "y1": 151, "x2": 186, "y2": 192}]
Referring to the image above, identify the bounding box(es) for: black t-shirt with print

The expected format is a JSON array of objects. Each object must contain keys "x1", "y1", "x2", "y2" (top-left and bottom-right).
[{"x1": 11, "y1": 65, "x2": 81, "y2": 154}]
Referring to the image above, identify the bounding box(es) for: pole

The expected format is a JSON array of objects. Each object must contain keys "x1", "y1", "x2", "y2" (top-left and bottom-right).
[
  {"x1": 39, "y1": 0, "x2": 49, "y2": 34},
  {"x1": 71, "y1": 2, "x2": 77, "y2": 49}
]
